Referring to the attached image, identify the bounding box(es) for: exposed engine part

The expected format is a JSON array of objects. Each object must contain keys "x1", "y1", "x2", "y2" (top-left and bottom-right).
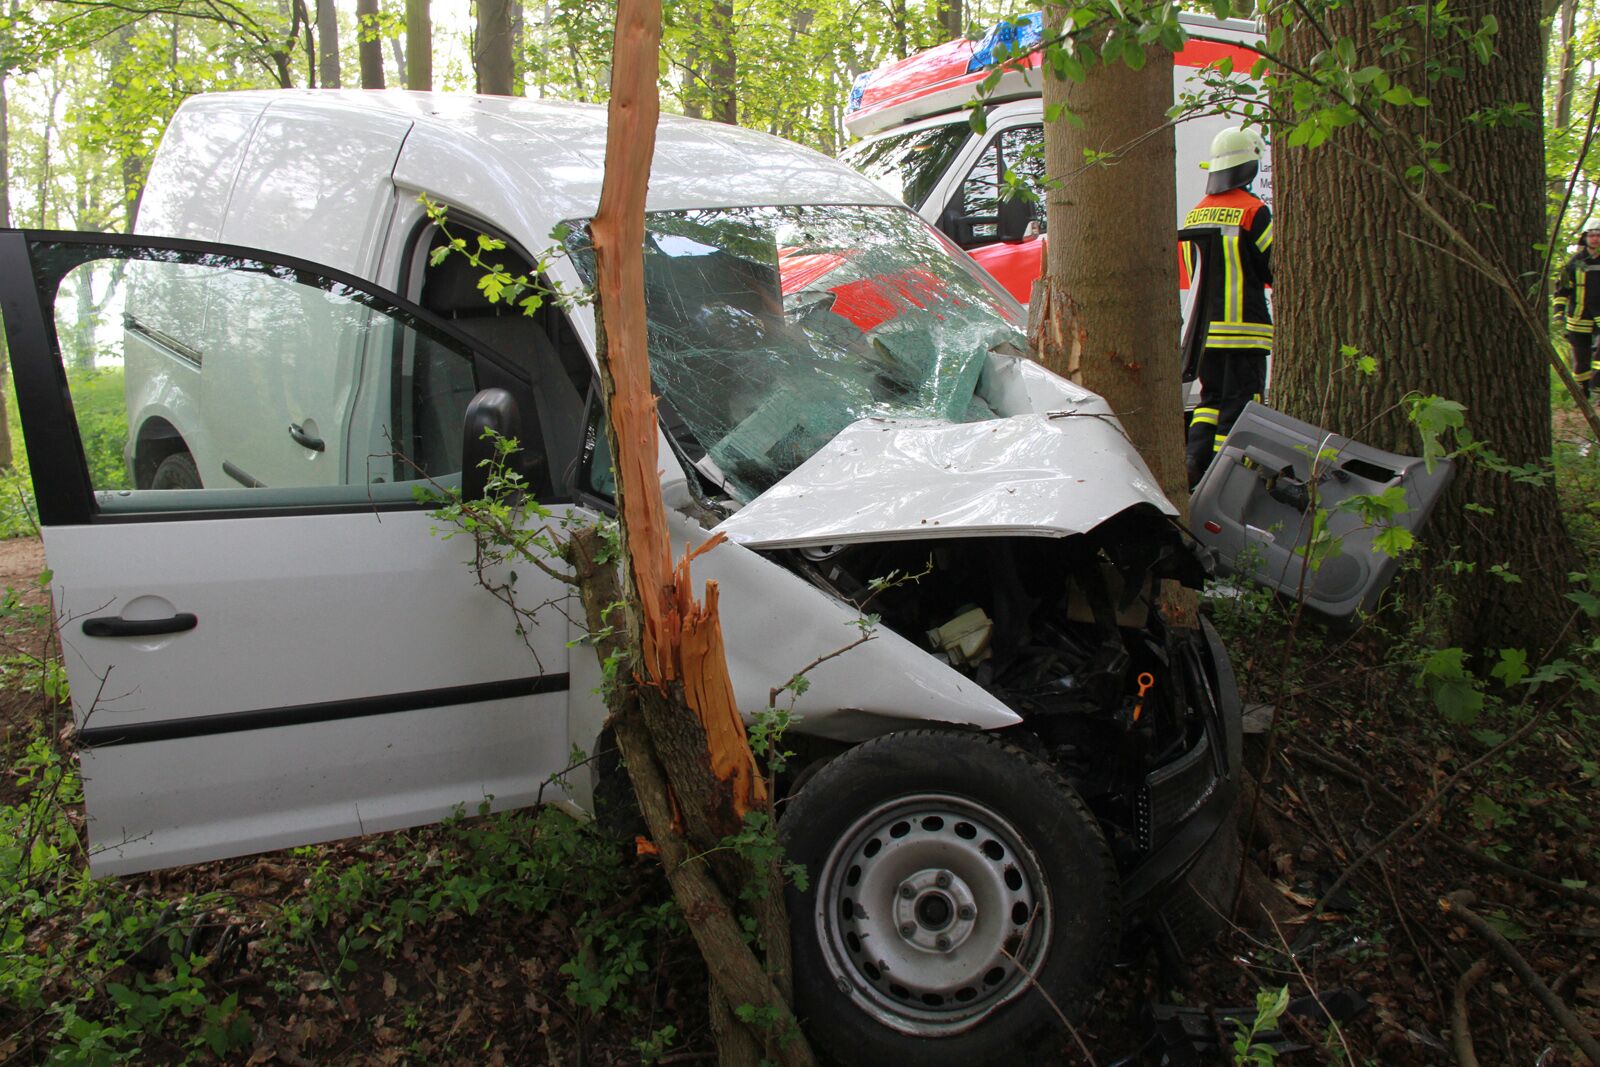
[
  {"x1": 926, "y1": 605, "x2": 993, "y2": 667},
  {"x1": 777, "y1": 509, "x2": 1213, "y2": 860}
]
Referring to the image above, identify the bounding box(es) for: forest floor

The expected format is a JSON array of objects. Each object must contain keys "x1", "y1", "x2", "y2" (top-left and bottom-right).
[{"x1": 1, "y1": 525, "x2": 1598, "y2": 1066}]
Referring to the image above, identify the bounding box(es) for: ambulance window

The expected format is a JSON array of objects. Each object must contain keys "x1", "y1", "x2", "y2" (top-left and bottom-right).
[
  {"x1": 842, "y1": 123, "x2": 971, "y2": 211},
  {"x1": 957, "y1": 142, "x2": 1003, "y2": 240},
  {"x1": 1001, "y1": 125, "x2": 1048, "y2": 231}
]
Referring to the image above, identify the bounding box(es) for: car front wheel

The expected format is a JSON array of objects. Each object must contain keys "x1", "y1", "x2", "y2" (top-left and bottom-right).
[{"x1": 780, "y1": 729, "x2": 1118, "y2": 1067}]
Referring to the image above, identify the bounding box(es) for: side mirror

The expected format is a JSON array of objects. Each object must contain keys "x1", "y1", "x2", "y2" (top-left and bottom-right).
[
  {"x1": 461, "y1": 387, "x2": 523, "y2": 502},
  {"x1": 997, "y1": 194, "x2": 1034, "y2": 243}
]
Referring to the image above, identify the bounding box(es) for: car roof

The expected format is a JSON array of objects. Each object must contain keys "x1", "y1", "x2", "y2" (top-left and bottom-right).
[{"x1": 201, "y1": 90, "x2": 904, "y2": 220}]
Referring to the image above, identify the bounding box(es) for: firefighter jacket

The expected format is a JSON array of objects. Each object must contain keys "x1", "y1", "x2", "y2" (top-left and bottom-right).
[
  {"x1": 1179, "y1": 188, "x2": 1274, "y2": 353},
  {"x1": 1555, "y1": 249, "x2": 1600, "y2": 333}
]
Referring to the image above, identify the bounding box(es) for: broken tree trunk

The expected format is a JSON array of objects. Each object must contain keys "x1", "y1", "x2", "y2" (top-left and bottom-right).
[{"x1": 580, "y1": 1, "x2": 814, "y2": 1063}]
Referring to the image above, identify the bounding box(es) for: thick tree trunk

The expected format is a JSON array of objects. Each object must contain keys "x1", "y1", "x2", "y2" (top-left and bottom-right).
[
  {"x1": 1272, "y1": 0, "x2": 1574, "y2": 650},
  {"x1": 317, "y1": 0, "x2": 341, "y2": 87},
  {"x1": 356, "y1": 0, "x2": 385, "y2": 87},
  {"x1": 476, "y1": 0, "x2": 514, "y2": 94},
  {"x1": 406, "y1": 0, "x2": 432, "y2": 90},
  {"x1": 584, "y1": 2, "x2": 814, "y2": 1063},
  {"x1": 1035, "y1": 17, "x2": 1194, "y2": 623}
]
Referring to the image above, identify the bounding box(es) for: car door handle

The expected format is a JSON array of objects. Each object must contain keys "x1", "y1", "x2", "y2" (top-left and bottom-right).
[
  {"x1": 288, "y1": 423, "x2": 326, "y2": 452},
  {"x1": 82, "y1": 613, "x2": 199, "y2": 638}
]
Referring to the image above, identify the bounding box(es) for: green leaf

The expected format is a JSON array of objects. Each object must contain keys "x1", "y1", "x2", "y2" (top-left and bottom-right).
[
  {"x1": 1419, "y1": 647, "x2": 1484, "y2": 725},
  {"x1": 1335, "y1": 36, "x2": 1355, "y2": 67},
  {"x1": 1490, "y1": 647, "x2": 1529, "y2": 687},
  {"x1": 1381, "y1": 85, "x2": 1415, "y2": 106},
  {"x1": 1372, "y1": 526, "x2": 1415, "y2": 557}
]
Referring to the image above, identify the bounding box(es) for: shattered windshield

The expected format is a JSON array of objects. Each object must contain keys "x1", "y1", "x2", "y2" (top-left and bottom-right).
[{"x1": 567, "y1": 204, "x2": 1024, "y2": 502}]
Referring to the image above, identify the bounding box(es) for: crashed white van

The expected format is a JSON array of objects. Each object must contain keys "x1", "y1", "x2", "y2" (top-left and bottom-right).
[{"x1": 1, "y1": 90, "x2": 1240, "y2": 1066}]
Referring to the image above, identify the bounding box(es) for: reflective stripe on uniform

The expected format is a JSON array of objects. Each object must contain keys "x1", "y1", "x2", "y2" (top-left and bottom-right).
[
  {"x1": 1203, "y1": 319, "x2": 1274, "y2": 350},
  {"x1": 1256, "y1": 221, "x2": 1273, "y2": 252},
  {"x1": 1568, "y1": 317, "x2": 1596, "y2": 334},
  {"x1": 1214, "y1": 433, "x2": 1228, "y2": 450},
  {"x1": 1224, "y1": 234, "x2": 1244, "y2": 322},
  {"x1": 1191, "y1": 406, "x2": 1220, "y2": 426}
]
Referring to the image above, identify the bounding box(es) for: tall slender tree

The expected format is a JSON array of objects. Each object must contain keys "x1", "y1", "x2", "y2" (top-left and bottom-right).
[
  {"x1": 316, "y1": 0, "x2": 340, "y2": 87},
  {"x1": 476, "y1": 0, "x2": 513, "y2": 93},
  {"x1": 405, "y1": 0, "x2": 431, "y2": 89},
  {"x1": 357, "y1": 0, "x2": 385, "y2": 87}
]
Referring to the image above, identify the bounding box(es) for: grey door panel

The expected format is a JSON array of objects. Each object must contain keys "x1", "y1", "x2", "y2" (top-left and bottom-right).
[{"x1": 1190, "y1": 402, "x2": 1454, "y2": 619}]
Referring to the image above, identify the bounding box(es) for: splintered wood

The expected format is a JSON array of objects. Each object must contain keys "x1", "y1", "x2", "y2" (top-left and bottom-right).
[{"x1": 588, "y1": 0, "x2": 763, "y2": 822}]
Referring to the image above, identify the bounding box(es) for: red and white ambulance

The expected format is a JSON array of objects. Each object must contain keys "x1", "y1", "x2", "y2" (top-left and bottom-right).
[{"x1": 840, "y1": 12, "x2": 1270, "y2": 308}]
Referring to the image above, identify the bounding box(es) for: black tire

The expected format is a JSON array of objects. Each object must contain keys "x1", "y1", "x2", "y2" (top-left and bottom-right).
[
  {"x1": 150, "y1": 452, "x2": 201, "y2": 490},
  {"x1": 780, "y1": 730, "x2": 1118, "y2": 1067}
]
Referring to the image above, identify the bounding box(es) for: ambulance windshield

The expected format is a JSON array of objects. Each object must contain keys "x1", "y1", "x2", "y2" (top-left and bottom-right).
[
  {"x1": 566, "y1": 203, "x2": 1024, "y2": 503},
  {"x1": 838, "y1": 123, "x2": 972, "y2": 211}
]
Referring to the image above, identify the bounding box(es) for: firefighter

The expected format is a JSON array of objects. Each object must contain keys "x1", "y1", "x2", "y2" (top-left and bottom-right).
[
  {"x1": 1180, "y1": 125, "x2": 1273, "y2": 489},
  {"x1": 1555, "y1": 217, "x2": 1600, "y2": 399}
]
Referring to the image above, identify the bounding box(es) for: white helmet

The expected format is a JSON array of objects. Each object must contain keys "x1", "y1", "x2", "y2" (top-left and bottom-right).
[
  {"x1": 1204, "y1": 126, "x2": 1267, "y2": 194},
  {"x1": 1582, "y1": 217, "x2": 1600, "y2": 236}
]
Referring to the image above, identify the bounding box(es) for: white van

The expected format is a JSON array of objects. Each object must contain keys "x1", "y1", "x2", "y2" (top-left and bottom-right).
[
  {"x1": 841, "y1": 12, "x2": 1271, "y2": 306},
  {"x1": 2, "y1": 90, "x2": 1241, "y2": 1066}
]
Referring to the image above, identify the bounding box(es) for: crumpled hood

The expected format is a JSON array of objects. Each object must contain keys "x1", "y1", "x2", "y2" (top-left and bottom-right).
[{"x1": 712, "y1": 411, "x2": 1177, "y2": 549}]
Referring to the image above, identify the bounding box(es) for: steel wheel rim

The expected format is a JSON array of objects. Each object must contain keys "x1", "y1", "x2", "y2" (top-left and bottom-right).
[{"x1": 814, "y1": 791, "x2": 1054, "y2": 1037}]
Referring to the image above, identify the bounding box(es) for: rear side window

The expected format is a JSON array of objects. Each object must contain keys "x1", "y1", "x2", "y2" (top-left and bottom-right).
[{"x1": 841, "y1": 123, "x2": 972, "y2": 211}]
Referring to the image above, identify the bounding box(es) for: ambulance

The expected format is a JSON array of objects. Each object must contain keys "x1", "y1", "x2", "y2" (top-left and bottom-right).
[{"x1": 840, "y1": 12, "x2": 1270, "y2": 307}]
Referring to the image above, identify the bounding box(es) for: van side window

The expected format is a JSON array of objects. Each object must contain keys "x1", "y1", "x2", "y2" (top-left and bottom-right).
[
  {"x1": 40, "y1": 241, "x2": 491, "y2": 514},
  {"x1": 413, "y1": 223, "x2": 592, "y2": 500},
  {"x1": 944, "y1": 124, "x2": 1048, "y2": 247}
]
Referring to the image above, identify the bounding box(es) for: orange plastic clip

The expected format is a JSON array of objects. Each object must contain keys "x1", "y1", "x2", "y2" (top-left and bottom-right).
[{"x1": 1133, "y1": 672, "x2": 1155, "y2": 722}]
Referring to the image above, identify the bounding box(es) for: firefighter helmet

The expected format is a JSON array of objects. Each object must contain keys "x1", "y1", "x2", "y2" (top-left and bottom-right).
[
  {"x1": 1203, "y1": 126, "x2": 1267, "y2": 195},
  {"x1": 1582, "y1": 217, "x2": 1600, "y2": 236}
]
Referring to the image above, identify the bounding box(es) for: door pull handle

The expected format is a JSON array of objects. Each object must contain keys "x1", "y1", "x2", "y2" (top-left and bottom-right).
[
  {"x1": 82, "y1": 614, "x2": 199, "y2": 638},
  {"x1": 288, "y1": 423, "x2": 326, "y2": 452}
]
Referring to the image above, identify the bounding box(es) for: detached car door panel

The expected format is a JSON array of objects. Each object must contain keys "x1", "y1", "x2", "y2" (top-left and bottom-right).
[{"x1": 0, "y1": 230, "x2": 580, "y2": 876}]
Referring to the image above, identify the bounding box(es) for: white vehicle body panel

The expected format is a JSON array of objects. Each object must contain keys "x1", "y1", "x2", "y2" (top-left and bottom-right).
[
  {"x1": 715, "y1": 411, "x2": 1174, "y2": 550},
  {"x1": 47, "y1": 510, "x2": 577, "y2": 876}
]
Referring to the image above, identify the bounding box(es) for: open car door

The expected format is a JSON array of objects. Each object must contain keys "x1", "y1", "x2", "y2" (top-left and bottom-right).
[{"x1": 0, "y1": 230, "x2": 587, "y2": 876}]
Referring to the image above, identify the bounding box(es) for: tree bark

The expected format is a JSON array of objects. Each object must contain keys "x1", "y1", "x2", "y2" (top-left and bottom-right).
[
  {"x1": 1551, "y1": 0, "x2": 1576, "y2": 129},
  {"x1": 584, "y1": 1, "x2": 813, "y2": 1062},
  {"x1": 476, "y1": 0, "x2": 514, "y2": 94},
  {"x1": 356, "y1": 0, "x2": 385, "y2": 87},
  {"x1": 705, "y1": 0, "x2": 736, "y2": 124},
  {"x1": 406, "y1": 0, "x2": 432, "y2": 90},
  {"x1": 317, "y1": 0, "x2": 341, "y2": 87},
  {"x1": 938, "y1": 0, "x2": 962, "y2": 42},
  {"x1": 1271, "y1": 0, "x2": 1575, "y2": 650},
  {"x1": 0, "y1": 64, "x2": 15, "y2": 469},
  {"x1": 510, "y1": 0, "x2": 524, "y2": 94},
  {"x1": 1035, "y1": 16, "x2": 1194, "y2": 624}
]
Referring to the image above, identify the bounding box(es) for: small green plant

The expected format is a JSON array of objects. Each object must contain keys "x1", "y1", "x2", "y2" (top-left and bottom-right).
[{"x1": 1231, "y1": 985, "x2": 1290, "y2": 1066}]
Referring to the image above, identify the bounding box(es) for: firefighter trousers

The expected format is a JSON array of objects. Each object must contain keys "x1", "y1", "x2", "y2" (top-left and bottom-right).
[
  {"x1": 1186, "y1": 346, "x2": 1267, "y2": 489},
  {"x1": 1566, "y1": 331, "x2": 1594, "y2": 397}
]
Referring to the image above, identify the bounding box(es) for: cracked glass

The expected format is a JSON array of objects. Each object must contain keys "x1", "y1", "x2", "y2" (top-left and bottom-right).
[{"x1": 568, "y1": 204, "x2": 1025, "y2": 503}]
